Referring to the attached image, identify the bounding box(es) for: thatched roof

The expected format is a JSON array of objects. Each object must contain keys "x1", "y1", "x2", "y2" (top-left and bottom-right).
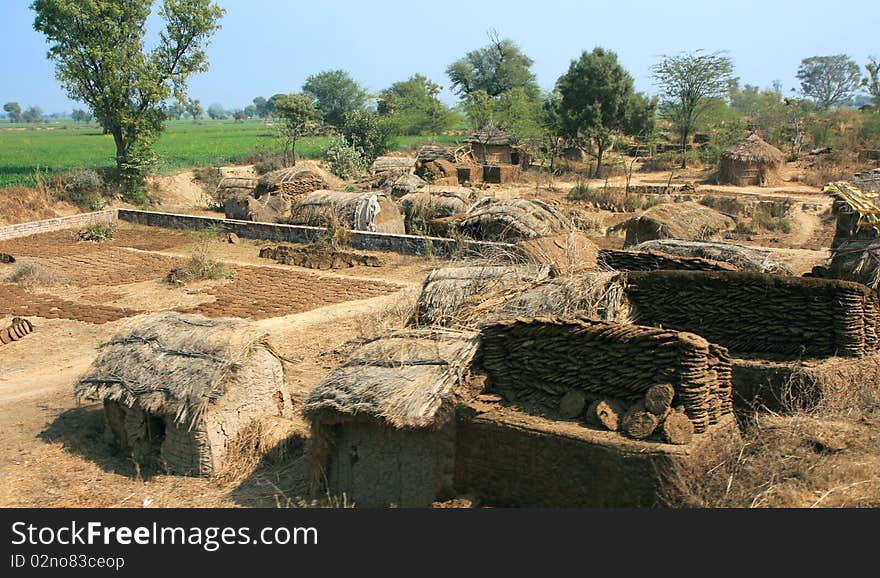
[
  {"x1": 303, "y1": 329, "x2": 480, "y2": 428},
  {"x1": 371, "y1": 156, "x2": 416, "y2": 174},
  {"x1": 617, "y1": 201, "x2": 736, "y2": 247},
  {"x1": 255, "y1": 166, "x2": 327, "y2": 197},
  {"x1": 825, "y1": 181, "x2": 880, "y2": 235},
  {"x1": 76, "y1": 313, "x2": 279, "y2": 428},
  {"x1": 629, "y1": 239, "x2": 792, "y2": 275},
  {"x1": 290, "y1": 190, "x2": 406, "y2": 234},
  {"x1": 466, "y1": 126, "x2": 512, "y2": 146},
  {"x1": 721, "y1": 133, "x2": 784, "y2": 164},
  {"x1": 458, "y1": 198, "x2": 569, "y2": 242},
  {"x1": 829, "y1": 239, "x2": 880, "y2": 289}
]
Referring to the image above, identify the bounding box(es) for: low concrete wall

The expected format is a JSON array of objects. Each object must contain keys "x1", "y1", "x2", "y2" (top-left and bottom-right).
[
  {"x1": 0, "y1": 210, "x2": 118, "y2": 241},
  {"x1": 117, "y1": 209, "x2": 515, "y2": 258}
]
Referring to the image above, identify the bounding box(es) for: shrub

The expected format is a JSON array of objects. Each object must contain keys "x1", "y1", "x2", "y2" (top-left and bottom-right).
[
  {"x1": 323, "y1": 138, "x2": 368, "y2": 179},
  {"x1": 76, "y1": 222, "x2": 116, "y2": 241},
  {"x1": 192, "y1": 166, "x2": 224, "y2": 210},
  {"x1": 58, "y1": 168, "x2": 105, "y2": 209},
  {"x1": 245, "y1": 144, "x2": 286, "y2": 175},
  {"x1": 168, "y1": 240, "x2": 234, "y2": 285},
  {"x1": 568, "y1": 181, "x2": 665, "y2": 212}
]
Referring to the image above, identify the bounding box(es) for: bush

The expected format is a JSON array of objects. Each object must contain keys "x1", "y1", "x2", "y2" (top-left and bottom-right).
[
  {"x1": 340, "y1": 110, "x2": 392, "y2": 164},
  {"x1": 568, "y1": 181, "x2": 665, "y2": 212},
  {"x1": 244, "y1": 144, "x2": 286, "y2": 175},
  {"x1": 324, "y1": 138, "x2": 368, "y2": 179},
  {"x1": 76, "y1": 222, "x2": 116, "y2": 241},
  {"x1": 58, "y1": 168, "x2": 105, "y2": 209},
  {"x1": 192, "y1": 166, "x2": 224, "y2": 209}
]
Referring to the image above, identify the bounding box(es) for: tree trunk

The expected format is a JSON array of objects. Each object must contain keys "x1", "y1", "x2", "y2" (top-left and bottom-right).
[
  {"x1": 111, "y1": 128, "x2": 128, "y2": 174},
  {"x1": 594, "y1": 142, "x2": 605, "y2": 179},
  {"x1": 680, "y1": 128, "x2": 689, "y2": 169}
]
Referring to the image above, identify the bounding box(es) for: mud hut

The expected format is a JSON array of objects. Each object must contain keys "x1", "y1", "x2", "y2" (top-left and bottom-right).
[
  {"x1": 289, "y1": 190, "x2": 406, "y2": 234},
  {"x1": 613, "y1": 201, "x2": 736, "y2": 248},
  {"x1": 466, "y1": 126, "x2": 522, "y2": 166},
  {"x1": 75, "y1": 313, "x2": 288, "y2": 477},
  {"x1": 719, "y1": 133, "x2": 784, "y2": 186},
  {"x1": 458, "y1": 198, "x2": 568, "y2": 242},
  {"x1": 304, "y1": 329, "x2": 480, "y2": 507}
]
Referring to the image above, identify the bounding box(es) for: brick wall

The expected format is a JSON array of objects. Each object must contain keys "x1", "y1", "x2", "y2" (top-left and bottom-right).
[{"x1": 0, "y1": 210, "x2": 118, "y2": 241}]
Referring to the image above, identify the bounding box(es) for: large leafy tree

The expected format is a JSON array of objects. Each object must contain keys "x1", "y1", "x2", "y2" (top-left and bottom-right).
[
  {"x1": 796, "y1": 55, "x2": 863, "y2": 110},
  {"x1": 446, "y1": 31, "x2": 540, "y2": 100},
  {"x1": 272, "y1": 93, "x2": 322, "y2": 165},
  {"x1": 3, "y1": 102, "x2": 22, "y2": 123},
  {"x1": 652, "y1": 50, "x2": 735, "y2": 168},
  {"x1": 864, "y1": 56, "x2": 880, "y2": 107},
  {"x1": 555, "y1": 47, "x2": 639, "y2": 178},
  {"x1": 378, "y1": 74, "x2": 451, "y2": 135},
  {"x1": 31, "y1": 0, "x2": 224, "y2": 193},
  {"x1": 302, "y1": 70, "x2": 368, "y2": 128}
]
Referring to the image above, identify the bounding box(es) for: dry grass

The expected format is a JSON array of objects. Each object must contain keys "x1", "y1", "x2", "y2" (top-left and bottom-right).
[{"x1": 9, "y1": 261, "x2": 66, "y2": 287}]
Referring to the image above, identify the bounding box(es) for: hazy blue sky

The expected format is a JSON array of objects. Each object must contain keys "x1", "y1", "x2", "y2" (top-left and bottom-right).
[{"x1": 1, "y1": 0, "x2": 878, "y2": 113}]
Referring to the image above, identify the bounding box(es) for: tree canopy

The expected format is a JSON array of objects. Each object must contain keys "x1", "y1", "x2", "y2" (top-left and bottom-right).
[
  {"x1": 446, "y1": 31, "x2": 540, "y2": 100},
  {"x1": 3, "y1": 102, "x2": 22, "y2": 123},
  {"x1": 796, "y1": 55, "x2": 863, "y2": 110},
  {"x1": 302, "y1": 69, "x2": 368, "y2": 128},
  {"x1": 377, "y1": 74, "x2": 451, "y2": 135},
  {"x1": 272, "y1": 93, "x2": 322, "y2": 165},
  {"x1": 32, "y1": 0, "x2": 224, "y2": 195}
]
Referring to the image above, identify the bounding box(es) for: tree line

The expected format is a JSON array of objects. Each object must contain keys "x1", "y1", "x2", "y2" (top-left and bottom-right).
[{"x1": 22, "y1": 1, "x2": 880, "y2": 200}]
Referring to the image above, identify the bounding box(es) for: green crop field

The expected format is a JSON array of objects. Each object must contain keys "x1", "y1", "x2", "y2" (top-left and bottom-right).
[{"x1": 0, "y1": 119, "x2": 463, "y2": 188}]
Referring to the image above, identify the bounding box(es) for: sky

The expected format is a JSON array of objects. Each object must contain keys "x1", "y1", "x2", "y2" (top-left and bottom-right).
[{"x1": 1, "y1": 0, "x2": 878, "y2": 114}]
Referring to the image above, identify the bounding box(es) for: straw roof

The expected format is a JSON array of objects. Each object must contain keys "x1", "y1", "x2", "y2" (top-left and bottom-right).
[
  {"x1": 76, "y1": 313, "x2": 279, "y2": 428},
  {"x1": 618, "y1": 201, "x2": 736, "y2": 247},
  {"x1": 466, "y1": 126, "x2": 512, "y2": 146},
  {"x1": 629, "y1": 239, "x2": 793, "y2": 275},
  {"x1": 458, "y1": 197, "x2": 568, "y2": 242},
  {"x1": 303, "y1": 329, "x2": 480, "y2": 429},
  {"x1": 721, "y1": 133, "x2": 784, "y2": 164}
]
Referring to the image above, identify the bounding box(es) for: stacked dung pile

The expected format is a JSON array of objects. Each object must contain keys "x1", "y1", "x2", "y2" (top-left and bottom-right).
[
  {"x1": 458, "y1": 198, "x2": 568, "y2": 242},
  {"x1": 370, "y1": 156, "x2": 416, "y2": 176},
  {"x1": 399, "y1": 186, "x2": 474, "y2": 234},
  {"x1": 719, "y1": 133, "x2": 784, "y2": 186},
  {"x1": 76, "y1": 313, "x2": 288, "y2": 476},
  {"x1": 0, "y1": 317, "x2": 33, "y2": 345},
  {"x1": 413, "y1": 264, "x2": 553, "y2": 327},
  {"x1": 214, "y1": 177, "x2": 257, "y2": 206},
  {"x1": 516, "y1": 231, "x2": 598, "y2": 275},
  {"x1": 418, "y1": 159, "x2": 458, "y2": 185},
  {"x1": 479, "y1": 317, "x2": 733, "y2": 435},
  {"x1": 824, "y1": 181, "x2": 880, "y2": 248},
  {"x1": 254, "y1": 167, "x2": 326, "y2": 197},
  {"x1": 417, "y1": 145, "x2": 455, "y2": 163},
  {"x1": 625, "y1": 271, "x2": 880, "y2": 357},
  {"x1": 289, "y1": 190, "x2": 405, "y2": 234},
  {"x1": 622, "y1": 239, "x2": 792, "y2": 274},
  {"x1": 259, "y1": 244, "x2": 382, "y2": 269},
  {"x1": 599, "y1": 249, "x2": 738, "y2": 272},
  {"x1": 614, "y1": 201, "x2": 736, "y2": 248}
]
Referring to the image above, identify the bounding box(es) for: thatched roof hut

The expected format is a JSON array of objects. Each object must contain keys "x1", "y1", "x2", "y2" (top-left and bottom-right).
[
  {"x1": 466, "y1": 126, "x2": 522, "y2": 165},
  {"x1": 254, "y1": 166, "x2": 327, "y2": 197},
  {"x1": 719, "y1": 133, "x2": 784, "y2": 186},
  {"x1": 303, "y1": 329, "x2": 480, "y2": 507},
  {"x1": 614, "y1": 201, "x2": 736, "y2": 248},
  {"x1": 458, "y1": 198, "x2": 568, "y2": 242},
  {"x1": 289, "y1": 190, "x2": 406, "y2": 234},
  {"x1": 75, "y1": 313, "x2": 288, "y2": 477}
]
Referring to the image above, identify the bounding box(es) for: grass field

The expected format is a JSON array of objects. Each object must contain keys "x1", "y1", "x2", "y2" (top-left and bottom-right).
[{"x1": 0, "y1": 120, "x2": 463, "y2": 188}]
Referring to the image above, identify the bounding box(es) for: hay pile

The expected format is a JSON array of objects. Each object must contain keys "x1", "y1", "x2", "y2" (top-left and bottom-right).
[
  {"x1": 254, "y1": 167, "x2": 327, "y2": 197},
  {"x1": 413, "y1": 264, "x2": 552, "y2": 327},
  {"x1": 289, "y1": 190, "x2": 405, "y2": 234},
  {"x1": 371, "y1": 156, "x2": 416, "y2": 175},
  {"x1": 616, "y1": 201, "x2": 736, "y2": 247},
  {"x1": 719, "y1": 133, "x2": 784, "y2": 186},
  {"x1": 625, "y1": 271, "x2": 880, "y2": 357},
  {"x1": 224, "y1": 192, "x2": 291, "y2": 223},
  {"x1": 458, "y1": 198, "x2": 568, "y2": 242},
  {"x1": 76, "y1": 313, "x2": 282, "y2": 428},
  {"x1": 386, "y1": 173, "x2": 426, "y2": 198},
  {"x1": 479, "y1": 317, "x2": 733, "y2": 434},
  {"x1": 399, "y1": 187, "x2": 474, "y2": 234},
  {"x1": 825, "y1": 181, "x2": 880, "y2": 247},
  {"x1": 626, "y1": 239, "x2": 792, "y2": 274},
  {"x1": 303, "y1": 329, "x2": 480, "y2": 429},
  {"x1": 417, "y1": 145, "x2": 455, "y2": 163},
  {"x1": 516, "y1": 231, "x2": 598, "y2": 275},
  {"x1": 214, "y1": 177, "x2": 257, "y2": 205},
  {"x1": 599, "y1": 249, "x2": 738, "y2": 272}
]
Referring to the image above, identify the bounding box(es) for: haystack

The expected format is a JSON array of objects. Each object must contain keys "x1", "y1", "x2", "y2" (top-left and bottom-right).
[
  {"x1": 224, "y1": 192, "x2": 290, "y2": 223},
  {"x1": 825, "y1": 181, "x2": 880, "y2": 247},
  {"x1": 289, "y1": 190, "x2": 405, "y2": 234},
  {"x1": 615, "y1": 201, "x2": 736, "y2": 248},
  {"x1": 458, "y1": 198, "x2": 568, "y2": 242},
  {"x1": 515, "y1": 231, "x2": 598, "y2": 275},
  {"x1": 254, "y1": 166, "x2": 327, "y2": 197},
  {"x1": 371, "y1": 156, "x2": 416, "y2": 175},
  {"x1": 626, "y1": 239, "x2": 792, "y2": 274},
  {"x1": 214, "y1": 177, "x2": 257, "y2": 206},
  {"x1": 828, "y1": 239, "x2": 880, "y2": 289},
  {"x1": 417, "y1": 145, "x2": 455, "y2": 163},
  {"x1": 719, "y1": 133, "x2": 784, "y2": 186},
  {"x1": 75, "y1": 313, "x2": 288, "y2": 477},
  {"x1": 399, "y1": 186, "x2": 474, "y2": 234},
  {"x1": 386, "y1": 173, "x2": 426, "y2": 198},
  {"x1": 303, "y1": 329, "x2": 480, "y2": 507},
  {"x1": 412, "y1": 264, "x2": 553, "y2": 327}
]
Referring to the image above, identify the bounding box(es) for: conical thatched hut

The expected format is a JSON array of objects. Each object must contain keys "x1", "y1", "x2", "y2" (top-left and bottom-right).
[
  {"x1": 719, "y1": 133, "x2": 784, "y2": 186},
  {"x1": 75, "y1": 313, "x2": 288, "y2": 477}
]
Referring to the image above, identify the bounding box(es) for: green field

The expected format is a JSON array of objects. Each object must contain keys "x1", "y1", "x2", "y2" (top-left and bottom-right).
[{"x1": 0, "y1": 120, "x2": 463, "y2": 188}]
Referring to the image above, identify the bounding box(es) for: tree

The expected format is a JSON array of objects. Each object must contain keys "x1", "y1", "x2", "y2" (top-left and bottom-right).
[
  {"x1": 302, "y1": 69, "x2": 368, "y2": 128},
  {"x1": 207, "y1": 103, "x2": 226, "y2": 119},
  {"x1": 461, "y1": 90, "x2": 496, "y2": 130},
  {"x1": 252, "y1": 96, "x2": 270, "y2": 118},
  {"x1": 446, "y1": 30, "x2": 540, "y2": 100},
  {"x1": 555, "y1": 47, "x2": 638, "y2": 178},
  {"x1": 272, "y1": 93, "x2": 322, "y2": 165},
  {"x1": 32, "y1": 0, "x2": 224, "y2": 194},
  {"x1": 22, "y1": 106, "x2": 43, "y2": 123},
  {"x1": 865, "y1": 57, "x2": 880, "y2": 106},
  {"x1": 243, "y1": 104, "x2": 257, "y2": 118},
  {"x1": 378, "y1": 74, "x2": 451, "y2": 135},
  {"x1": 4, "y1": 102, "x2": 22, "y2": 122},
  {"x1": 164, "y1": 101, "x2": 186, "y2": 120},
  {"x1": 796, "y1": 55, "x2": 863, "y2": 110},
  {"x1": 71, "y1": 108, "x2": 93, "y2": 122},
  {"x1": 652, "y1": 50, "x2": 735, "y2": 168},
  {"x1": 186, "y1": 98, "x2": 204, "y2": 121},
  {"x1": 232, "y1": 109, "x2": 245, "y2": 122},
  {"x1": 495, "y1": 87, "x2": 543, "y2": 148},
  {"x1": 339, "y1": 110, "x2": 392, "y2": 164},
  {"x1": 623, "y1": 92, "x2": 658, "y2": 138}
]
